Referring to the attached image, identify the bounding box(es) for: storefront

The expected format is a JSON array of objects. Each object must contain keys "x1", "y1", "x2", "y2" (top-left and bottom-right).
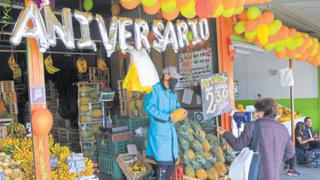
[{"x1": 1, "y1": 0, "x2": 316, "y2": 180}]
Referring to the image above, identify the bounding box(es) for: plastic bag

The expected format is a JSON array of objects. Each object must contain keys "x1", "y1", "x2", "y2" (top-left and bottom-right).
[{"x1": 123, "y1": 63, "x2": 153, "y2": 93}]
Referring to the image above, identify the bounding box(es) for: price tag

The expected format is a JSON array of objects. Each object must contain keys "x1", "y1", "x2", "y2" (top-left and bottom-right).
[
  {"x1": 50, "y1": 157, "x2": 58, "y2": 168},
  {"x1": 0, "y1": 172, "x2": 5, "y2": 180},
  {"x1": 200, "y1": 73, "x2": 232, "y2": 120},
  {"x1": 67, "y1": 154, "x2": 85, "y2": 173}
]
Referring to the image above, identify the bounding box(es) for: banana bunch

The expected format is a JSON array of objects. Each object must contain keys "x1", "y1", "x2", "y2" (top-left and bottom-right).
[
  {"x1": 129, "y1": 158, "x2": 147, "y2": 175},
  {"x1": 76, "y1": 58, "x2": 88, "y2": 73},
  {"x1": 7, "y1": 123, "x2": 26, "y2": 138},
  {"x1": 45, "y1": 56, "x2": 61, "y2": 74},
  {"x1": 8, "y1": 55, "x2": 22, "y2": 79},
  {"x1": 0, "y1": 137, "x2": 20, "y2": 153},
  {"x1": 97, "y1": 57, "x2": 107, "y2": 71}
]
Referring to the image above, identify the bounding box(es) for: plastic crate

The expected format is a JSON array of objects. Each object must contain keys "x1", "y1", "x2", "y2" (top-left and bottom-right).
[
  {"x1": 99, "y1": 155, "x2": 123, "y2": 179},
  {"x1": 97, "y1": 139, "x2": 132, "y2": 157},
  {"x1": 117, "y1": 118, "x2": 150, "y2": 131},
  {"x1": 131, "y1": 137, "x2": 145, "y2": 152}
]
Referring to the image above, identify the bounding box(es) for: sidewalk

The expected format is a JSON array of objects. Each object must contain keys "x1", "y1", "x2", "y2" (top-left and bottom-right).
[{"x1": 281, "y1": 167, "x2": 320, "y2": 180}]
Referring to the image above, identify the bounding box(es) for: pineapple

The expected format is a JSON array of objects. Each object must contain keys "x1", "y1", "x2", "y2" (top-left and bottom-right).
[
  {"x1": 214, "y1": 162, "x2": 227, "y2": 177},
  {"x1": 207, "y1": 167, "x2": 219, "y2": 180},
  {"x1": 185, "y1": 164, "x2": 196, "y2": 177},
  {"x1": 196, "y1": 169, "x2": 208, "y2": 180},
  {"x1": 203, "y1": 140, "x2": 211, "y2": 152},
  {"x1": 215, "y1": 146, "x2": 225, "y2": 163}
]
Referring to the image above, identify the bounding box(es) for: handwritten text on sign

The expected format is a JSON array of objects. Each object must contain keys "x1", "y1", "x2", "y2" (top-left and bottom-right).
[
  {"x1": 178, "y1": 48, "x2": 213, "y2": 88},
  {"x1": 201, "y1": 73, "x2": 231, "y2": 120},
  {"x1": 67, "y1": 154, "x2": 85, "y2": 173}
]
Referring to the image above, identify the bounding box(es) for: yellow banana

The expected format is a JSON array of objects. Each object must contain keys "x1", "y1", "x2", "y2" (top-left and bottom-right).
[
  {"x1": 97, "y1": 57, "x2": 107, "y2": 71},
  {"x1": 45, "y1": 56, "x2": 61, "y2": 74}
]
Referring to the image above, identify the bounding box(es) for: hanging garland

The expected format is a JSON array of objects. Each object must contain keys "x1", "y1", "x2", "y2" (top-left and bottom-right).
[
  {"x1": 233, "y1": 7, "x2": 320, "y2": 66},
  {"x1": 120, "y1": 0, "x2": 247, "y2": 20}
]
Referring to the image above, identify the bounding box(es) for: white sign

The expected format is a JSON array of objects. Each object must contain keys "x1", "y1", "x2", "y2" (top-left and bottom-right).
[
  {"x1": 178, "y1": 48, "x2": 213, "y2": 88},
  {"x1": 182, "y1": 88, "x2": 194, "y2": 105}
]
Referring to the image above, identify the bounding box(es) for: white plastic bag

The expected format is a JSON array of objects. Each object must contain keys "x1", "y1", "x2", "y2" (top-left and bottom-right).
[
  {"x1": 280, "y1": 68, "x2": 294, "y2": 87},
  {"x1": 129, "y1": 50, "x2": 160, "y2": 87},
  {"x1": 229, "y1": 147, "x2": 254, "y2": 180}
]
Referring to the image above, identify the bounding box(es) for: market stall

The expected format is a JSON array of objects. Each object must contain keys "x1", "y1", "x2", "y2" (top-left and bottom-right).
[{"x1": 0, "y1": 0, "x2": 286, "y2": 180}]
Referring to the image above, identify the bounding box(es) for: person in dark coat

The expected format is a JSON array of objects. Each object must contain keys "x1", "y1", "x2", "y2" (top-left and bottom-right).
[{"x1": 218, "y1": 98, "x2": 298, "y2": 180}]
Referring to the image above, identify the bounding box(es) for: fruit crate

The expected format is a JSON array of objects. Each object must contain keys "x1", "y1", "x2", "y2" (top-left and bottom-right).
[
  {"x1": 97, "y1": 138, "x2": 132, "y2": 157},
  {"x1": 79, "y1": 122, "x2": 102, "y2": 142},
  {"x1": 97, "y1": 137, "x2": 145, "y2": 157},
  {"x1": 117, "y1": 153, "x2": 153, "y2": 180},
  {"x1": 131, "y1": 137, "x2": 145, "y2": 152},
  {"x1": 80, "y1": 141, "x2": 98, "y2": 162},
  {"x1": 118, "y1": 118, "x2": 149, "y2": 132},
  {"x1": 0, "y1": 81, "x2": 15, "y2": 92},
  {"x1": 89, "y1": 67, "x2": 110, "y2": 84},
  {"x1": 99, "y1": 155, "x2": 123, "y2": 179}
]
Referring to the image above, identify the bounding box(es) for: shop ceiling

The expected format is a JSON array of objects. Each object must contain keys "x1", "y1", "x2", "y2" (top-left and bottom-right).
[{"x1": 270, "y1": 0, "x2": 320, "y2": 38}]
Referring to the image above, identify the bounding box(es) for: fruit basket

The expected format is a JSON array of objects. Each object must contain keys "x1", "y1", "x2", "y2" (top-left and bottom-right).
[{"x1": 117, "y1": 153, "x2": 153, "y2": 180}]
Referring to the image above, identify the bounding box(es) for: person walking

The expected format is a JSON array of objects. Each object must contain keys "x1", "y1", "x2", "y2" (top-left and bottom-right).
[{"x1": 218, "y1": 98, "x2": 298, "y2": 180}]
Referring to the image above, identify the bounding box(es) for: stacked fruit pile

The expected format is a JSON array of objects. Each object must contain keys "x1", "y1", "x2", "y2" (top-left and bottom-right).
[
  {"x1": 0, "y1": 123, "x2": 94, "y2": 180},
  {"x1": 277, "y1": 107, "x2": 302, "y2": 123},
  {"x1": 176, "y1": 119, "x2": 236, "y2": 180}
]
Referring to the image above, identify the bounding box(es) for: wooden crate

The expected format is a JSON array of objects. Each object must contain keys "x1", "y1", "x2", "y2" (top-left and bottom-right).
[
  {"x1": 89, "y1": 67, "x2": 110, "y2": 84},
  {"x1": 117, "y1": 153, "x2": 153, "y2": 180},
  {"x1": 117, "y1": 81, "x2": 147, "y2": 118},
  {"x1": 0, "y1": 126, "x2": 7, "y2": 140},
  {"x1": 2, "y1": 91, "x2": 17, "y2": 104},
  {"x1": 0, "y1": 81, "x2": 14, "y2": 92}
]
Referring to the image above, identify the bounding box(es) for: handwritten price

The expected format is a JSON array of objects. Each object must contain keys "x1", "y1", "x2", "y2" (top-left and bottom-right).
[{"x1": 205, "y1": 88, "x2": 228, "y2": 114}]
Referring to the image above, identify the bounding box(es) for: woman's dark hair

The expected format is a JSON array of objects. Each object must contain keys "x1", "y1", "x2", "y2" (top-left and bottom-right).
[
  {"x1": 254, "y1": 98, "x2": 277, "y2": 118},
  {"x1": 296, "y1": 122, "x2": 305, "y2": 132}
]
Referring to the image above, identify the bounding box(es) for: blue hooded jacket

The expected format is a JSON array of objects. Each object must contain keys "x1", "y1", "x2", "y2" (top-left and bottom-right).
[{"x1": 144, "y1": 82, "x2": 180, "y2": 163}]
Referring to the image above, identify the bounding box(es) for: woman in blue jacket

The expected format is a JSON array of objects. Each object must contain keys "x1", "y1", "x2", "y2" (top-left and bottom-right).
[{"x1": 144, "y1": 72, "x2": 181, "y2": 180}]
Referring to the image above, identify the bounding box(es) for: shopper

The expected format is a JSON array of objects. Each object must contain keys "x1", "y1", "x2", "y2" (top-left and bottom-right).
[
  {"x1": 304, "y1": 117, "x2": 320, "y2": 149},
  {"x1": 217, "y1": 98, "x2": 298, "y2": 180},
  {"x1": 144, "y1": 68, "x2": 182, "y2": 180}
]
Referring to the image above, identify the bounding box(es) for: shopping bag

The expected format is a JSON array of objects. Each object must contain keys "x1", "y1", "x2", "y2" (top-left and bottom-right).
[
  {"x1": 229, "y1": 121, "x2": 261, "y2": 180},
  {"x1": 229, "y1": 147, "x2": 254, "y2": 180},
  {"x1": 129, "y1": 50, "x2": 160, "y2": 87}
]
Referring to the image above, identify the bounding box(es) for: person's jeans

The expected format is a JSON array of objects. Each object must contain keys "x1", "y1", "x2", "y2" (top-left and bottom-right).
[
  {"x1": 248, "y1": 152, "x2": 260, "y2": 180},
  {"x1": 156, "y1": 163, "x2": 175, "y2": 180}
]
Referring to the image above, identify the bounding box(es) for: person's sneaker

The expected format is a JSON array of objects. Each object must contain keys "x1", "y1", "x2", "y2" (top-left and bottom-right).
[
  {"x1": 284, "y1": 165, "x2": 290, "y2": 172},
  {"x1": 287, "y1": 169, "x2": 300, "y2": 177}
]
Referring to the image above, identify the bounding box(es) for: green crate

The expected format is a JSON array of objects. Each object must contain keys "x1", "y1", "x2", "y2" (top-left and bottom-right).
[
  {"x1": 132, "y1": 137, "x2": 145, "y2": 152},
  {"x1": 127, "y1": 118, "x2": 149, "y2": 131},
  {"x1": 97, "y1": 139, "x2": 132, "y2": 157},
  {"x1": 98, "y1": 155, "x2": 123, "y2": 179}
]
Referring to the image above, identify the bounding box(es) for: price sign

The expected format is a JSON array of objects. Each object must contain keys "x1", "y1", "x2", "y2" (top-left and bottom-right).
[
  {"x1": 0, "y1": 172, "x2": 5, "y2": 180},
  {"x1": 67, "y1": 154, "x2": 85, "y2": 173},
  {"x1": 200, "y1": 73, "x2": 232, "y2": 120},
  {"x1": 50, "y1": 157, "x2": 58, "y2": 168}
]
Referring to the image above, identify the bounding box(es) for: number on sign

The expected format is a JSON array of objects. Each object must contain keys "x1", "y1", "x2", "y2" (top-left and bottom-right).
[{"x1": 206, "y1": 92, "x2": 217, "y2": 114}]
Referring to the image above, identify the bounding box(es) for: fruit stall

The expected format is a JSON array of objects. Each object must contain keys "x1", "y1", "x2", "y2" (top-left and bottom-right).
[{"x1": 2, "y1": 0, "x2": 317, "y2": 179}]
